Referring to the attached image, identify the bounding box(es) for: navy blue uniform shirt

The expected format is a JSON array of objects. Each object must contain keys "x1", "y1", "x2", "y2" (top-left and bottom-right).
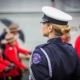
[{"x1": 30, "y1": 37, "x2": 80, "y2": 80}]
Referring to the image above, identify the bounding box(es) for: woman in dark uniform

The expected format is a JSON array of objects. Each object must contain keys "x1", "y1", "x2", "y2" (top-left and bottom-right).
[{"x1": 29, "y1": 6, "x2": 80, "y2": 80}]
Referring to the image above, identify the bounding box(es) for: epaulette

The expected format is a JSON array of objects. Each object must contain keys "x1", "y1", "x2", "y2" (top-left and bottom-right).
[{"x1": 41, "y1": 42, "x2": 50, "y2": 48}]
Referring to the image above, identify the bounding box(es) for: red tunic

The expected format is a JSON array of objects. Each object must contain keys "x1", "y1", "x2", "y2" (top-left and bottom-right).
[
  {"x1": 0, "y1": 63, "x2": 6, "y2": 72},
  {"x1": 0, "y1": 49, "x2": 10, "y2": 67},
  {"x1": 0, "y1": 59, "x2": 10, "y2": 66},
  {"x1": 75, "y1": 36, "x2": 80, "y2": 58},
  {"x1": 15, "y1": 40, "x2": 30, "y2": 54},
  {"x1": 0, "y1": 63, "x2": 7, "y2": 79},
  {"x1": 4, "y1": 44, "x2": 29, "y2": 77},
  {"x1": 0, "y1": 49, "x2": 11, "y2": 78},
  {"x1": 15, "y1": 40, "x2": 19, "y2": 47},
  {"x1": 0, "y1": 59, "x2": 10, "y2": 78}
]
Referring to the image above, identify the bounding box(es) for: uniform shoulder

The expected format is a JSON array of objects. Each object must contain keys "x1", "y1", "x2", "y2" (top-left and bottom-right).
[
  {"x1": 67, "y1": 43, "x2": 72, "y2": 46},
  {"x1": 33, "y1": 42, "x2": 50, "y2": 55},
  {"x1": 32, "y1": 43, "x2": 50, "y2": 64},
  {"x1": 35, "y1": 42, "x2": 50, "y2": 49}
]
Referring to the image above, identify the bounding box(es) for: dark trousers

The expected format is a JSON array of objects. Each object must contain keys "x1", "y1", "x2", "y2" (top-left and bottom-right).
[
  {"x1": 5, "y1": 68, "x2": 22, "y2": 80},
  {"x1": 5, "y1": 76, "x2": 22, "y2": 80},
  {"x1": 0, "y1": 78, "x2": 3, "y2": 80}
]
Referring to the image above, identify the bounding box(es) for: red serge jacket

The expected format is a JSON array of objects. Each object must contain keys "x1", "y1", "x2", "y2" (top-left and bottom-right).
[
  {"x1": 0, "y1": 63, "x2": 7, "y2": 79},
  {"x1": 75, "y1": 36, "x2": 80, "y2": 58},
  {"x1": 0, "y1": 49, "x2": 10, "y2": 69},
  {"x1": 0, "y1": 63, "x2": 7, "y2": 72},
  {"x1": 0, "y1": 59, "x2": 10, "y2": 68},
  {"x1": 0, "y1": 49, "x2": 10, "y2": 78},
  {"x1": 4, "y1": 44, "x2": 29, "y2": 77},
  {"x1": 0, "y1": 59, "x2": 10, "y2": 78},
  {"x1": 15, "y1": 40, "x2": 30, "y2": 55}
]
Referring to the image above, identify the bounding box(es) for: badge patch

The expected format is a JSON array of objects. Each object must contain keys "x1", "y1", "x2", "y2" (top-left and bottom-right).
[{"x1": 32, "y1": 53, "x2": 41, "y2": 64}]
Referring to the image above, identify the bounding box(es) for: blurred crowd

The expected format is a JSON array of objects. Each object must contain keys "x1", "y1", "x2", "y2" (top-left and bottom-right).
[{"x1": 0, "y1": 24, "x2": 31, "y2": 80}]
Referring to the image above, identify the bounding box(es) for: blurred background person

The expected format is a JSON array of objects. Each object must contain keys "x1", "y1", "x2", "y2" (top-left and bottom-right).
[
  {"x1": 51, "y1": 0, "x2": 55, "y2": 7},
  {"x1": 0, "y1": 28, "x2": 8, "y2": 57},
  {"x1": 4, "y1": 33, "x2": 29, "y2": 80},
  {"x1": 0, "y1": 46, "x2": 15, "y2": 80},
  {"x1": 0, "y1": 29, "x2": 8, "y2": 59},
  {"x1": 9, "y1": 24, "x2": 22, "y2": 46},
  {"x1": 75, "y1": 26, "x2": 80, "y2": 58},
  {"x1": 9, "y1": 24, "x2": 31, "y2": 59},
  {"x1": 0, "y1": 63, "x2": 13, "y2": 80},
  {"x1": 0, "y1": 28, "x2": 8, "y2": 40},
  {"x1": 62, "y1": 32, "x2": 71, "y2": 43}
]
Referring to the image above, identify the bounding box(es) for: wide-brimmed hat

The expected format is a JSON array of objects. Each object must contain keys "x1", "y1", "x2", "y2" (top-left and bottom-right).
[
  {"x1": 9, "y1": 24, "x2": 20, "y2": 32},
  {"x1": 5, "y1": 33, "x2": 16, "y2": 43}
]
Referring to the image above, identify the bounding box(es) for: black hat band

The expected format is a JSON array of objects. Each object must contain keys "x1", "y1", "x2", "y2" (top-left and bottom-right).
[{"x1": 42, "y1": 14, "x2": 68, "y2": 25}]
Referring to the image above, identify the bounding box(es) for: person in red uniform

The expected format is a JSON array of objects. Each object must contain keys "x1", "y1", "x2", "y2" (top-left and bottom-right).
[
  {"x1": 62, "y1": 32, "x2": 71, "y2": 43},
  {"x1": 4, "y1": 33, "x2": 29, "y2": 80},
  {"x1": 0, "y1": 63, "x2": 15, "y2": 80},
  {"x1": 0, "y1": 62, "x2": 14, "y2": 73},
  {"x1": 0, "y1": 48, "x2": 15, "y2": 80},
  {"x1": 8, "y1": 23, "x2": 31, "y2": 59},
  {"x1": 0, "y1": 63, "x2": 10, "y2": 80},
  {"x1": 8, "y1": 24, "x2": 31, "y2": 79},
  {"x1": 75, "y1": 35, "x2": 80, "y2": 58}
]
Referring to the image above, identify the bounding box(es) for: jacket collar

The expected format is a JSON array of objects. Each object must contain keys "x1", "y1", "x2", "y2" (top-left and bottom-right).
[{"x1": 47, "y1": 37, "x2": 63, "y2": 44}]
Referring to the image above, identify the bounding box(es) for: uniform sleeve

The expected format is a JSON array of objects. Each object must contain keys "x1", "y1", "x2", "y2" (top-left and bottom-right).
[
  {"x1": 0, "y1": 59, "x2": 10, "y2": 66},
  {"x1": 5, "y1": 49, "x2": 26, "y2": 69},
  {"x1": 30, "y1": 48, "x2": 51, "y2": 80},
  {"x1": 16, "y1": 46, "x2": 30, "y2": 55},
  {"x1": 0, "y1": 63, "x2": 6, "y2": 72}
]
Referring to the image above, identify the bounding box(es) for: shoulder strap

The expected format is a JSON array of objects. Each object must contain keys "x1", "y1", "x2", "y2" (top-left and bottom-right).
[
  {"x1": 40, "y1": 48, "x2": 52, "y2": 77},
  {"x1": 29, "y1": 52, "x2": 36, "y2": 80}
]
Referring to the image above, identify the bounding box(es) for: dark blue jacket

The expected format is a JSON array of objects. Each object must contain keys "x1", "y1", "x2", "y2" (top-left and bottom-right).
[
  {"x1": 30, "y1": 37, "x2": 80, "y2": 80},
  {"x1": 0, "y1": 32, "x2": 7, "y2": 40}
]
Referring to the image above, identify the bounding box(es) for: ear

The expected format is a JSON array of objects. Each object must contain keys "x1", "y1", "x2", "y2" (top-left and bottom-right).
[{"x1": 48, "y1": 25, "x2": 53, "y2": 32}]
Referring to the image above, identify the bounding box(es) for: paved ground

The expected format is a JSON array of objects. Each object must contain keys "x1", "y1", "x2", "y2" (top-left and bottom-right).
[
  {"x1": 22, "y1": 60, "x2": 29, "y2": 80},
  {"x1": 22, "y1": 71, "x2": 29, "y2": 80}
]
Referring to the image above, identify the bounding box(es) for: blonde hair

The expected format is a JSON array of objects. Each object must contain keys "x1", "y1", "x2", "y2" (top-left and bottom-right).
[{"x1": 48, "y1": 23, "x2": 71, "y2": 36}]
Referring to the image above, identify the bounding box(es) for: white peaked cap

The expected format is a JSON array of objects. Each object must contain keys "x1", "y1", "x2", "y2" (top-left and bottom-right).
[{"x1": 41, "y1": 6, "x2": 72, "y2": 25}]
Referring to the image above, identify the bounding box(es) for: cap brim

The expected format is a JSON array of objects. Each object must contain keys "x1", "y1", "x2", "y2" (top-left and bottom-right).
[{"x1": 40, "y1": 18, "x2": 48, "y2": 23}]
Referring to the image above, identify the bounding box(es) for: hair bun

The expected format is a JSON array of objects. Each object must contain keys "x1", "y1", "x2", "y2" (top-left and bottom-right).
[{"x1": 61, "y1": 25, "x2": 71, "y2": 35}]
